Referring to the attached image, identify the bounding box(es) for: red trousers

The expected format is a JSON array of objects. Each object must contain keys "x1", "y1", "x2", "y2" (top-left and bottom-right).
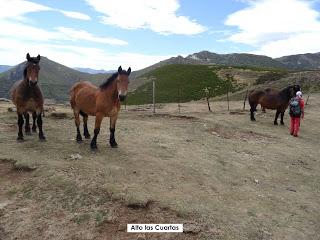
[{"x1": 290, "y1": 117, "x2": 301, "y2": 136}]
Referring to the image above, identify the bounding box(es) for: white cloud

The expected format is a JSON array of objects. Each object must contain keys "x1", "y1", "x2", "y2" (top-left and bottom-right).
[
  {"x1": 0, "y1": 1, "x2": 127, "y2": 46},
  {"x1": 0, "y1": 0, "x2": 176, "y2": 70},
  {"x1": 0, "y1": 37, "x2": 172, "y2": 70},
  {"x1": 59, "y1": 10, "x2": 91, "y2": 20},
  {"x1": 56, "y1": 27, "x2": 128, "y2": 45},
  {"x1": 85, "y1": 0, "x2": 206, "y2": 35},
  {"x1": 0, "y1": 0, "x2": 91, "y2": 21},
  {"x1": 225, "y1": 0, "x2": 320, "y2": 57},
  {"x1": 0, "y1": 0, "x2": 50, "y2": 20}
]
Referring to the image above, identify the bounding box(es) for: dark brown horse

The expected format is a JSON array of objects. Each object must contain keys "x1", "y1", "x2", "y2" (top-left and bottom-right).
[
  {"x1": 11, "y1": 53, "x2": 46, "y2": 141},
  {"x1": 70, "y1": 66, "x2": 131, "y2": 150},
  {"x1": 249, "y1": 85, "x2": 301, "y2": 125}
]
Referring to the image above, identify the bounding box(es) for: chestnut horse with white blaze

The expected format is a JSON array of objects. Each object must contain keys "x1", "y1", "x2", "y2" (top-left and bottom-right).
[
  {"x1": 70, "y1": 66, "x2": 131, "y2": 150},
  {"x1": 11, "y1": 53, "x2": 46, "y2": 141}
]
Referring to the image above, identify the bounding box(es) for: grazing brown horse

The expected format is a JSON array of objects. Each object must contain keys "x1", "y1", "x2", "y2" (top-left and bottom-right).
[
  {"x1": 70, "y1": 66, "x2": 131, "y2": 149},
  {"x1": 11, "y1": 53, "x2": 46, "y2": 141},
  {"x1": 249, "y1": 85, "x2": 301, "y2": 125}
]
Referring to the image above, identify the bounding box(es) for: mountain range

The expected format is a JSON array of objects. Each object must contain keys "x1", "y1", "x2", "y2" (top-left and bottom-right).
[
  {"x1": 0, "y1": 65, "x2": 13, "y2": 73},
  {"x1": 1, "y1": 51, "x2": 320, "y2": 103},
  {"x1": 156, "y1": 51, "x2": 320, "y2": 70},
  {"x1": 74, "y1": 68, "x2": 114, "y2": 74},
  {"x1": 0, "y1": 58, "x2": 108, "y2": 101}
]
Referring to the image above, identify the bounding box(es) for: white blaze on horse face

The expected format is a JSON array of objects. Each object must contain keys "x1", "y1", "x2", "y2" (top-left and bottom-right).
[
  {"x1": 118, "y1": 90, "x2": 127, "y2": 96},
  {"x1": 29, "y1": 77, "x2": 38, "y2": 83}
]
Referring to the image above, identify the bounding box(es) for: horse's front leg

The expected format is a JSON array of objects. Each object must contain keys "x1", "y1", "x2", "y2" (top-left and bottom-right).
[
  {"x1": 23, "y1": 112, "x2": 31, "y2": 135},
  {"x1": 280, "y1": 111, "x2": 285, "y2": 125},
  {"x1": 274, "y1": 110, "x2": 280, "y2": 125},
  {"x1": 36, "y1": 111, "x2": 46, "y2": 141},
  {"x1": 90, "y1": 112, "x2": 103, "y2": 150},
  {"x1": 17, "y1": 113, "x2": 24, "y2": 141},
  {"x1": 109, "y1": 115, "x2": 118, "y2": 148},
  {"x1": 32, "y1": 112, "x2": 37, "y2": 133}
]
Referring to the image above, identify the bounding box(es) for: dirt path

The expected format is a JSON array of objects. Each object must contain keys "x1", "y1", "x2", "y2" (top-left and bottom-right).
[{"x1": 0, "y1": 95, "x2": 319, "y2": 240}]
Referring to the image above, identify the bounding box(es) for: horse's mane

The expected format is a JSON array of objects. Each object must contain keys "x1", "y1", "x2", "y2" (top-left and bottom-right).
[
  {"x1": 279, "y1": 85, "x2": 295, "y2": 99},
  {"x1": 100, "y1": 73, "x2": 118, "y2": 89},
  {"x1": 23, "y1": 67, "x2": 27, "y2": 79}
]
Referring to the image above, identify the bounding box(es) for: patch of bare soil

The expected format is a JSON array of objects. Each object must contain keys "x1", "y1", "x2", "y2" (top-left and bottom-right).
[
  {"x1": 0, "y1": 166, "x2": 204, "y2": 240},
  {"x1": 207, "y1": 124, "x2": 276, "y2": 141},
  {"x1": 141, "y1": 113, "x2": 198, "y2": 121},
  {"x1": 0, "y1": 122, "x2": 16, "y2": 132}
]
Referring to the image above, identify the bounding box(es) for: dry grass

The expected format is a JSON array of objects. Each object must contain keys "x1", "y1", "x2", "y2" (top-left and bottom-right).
[{"x1": 0, "y1": 95, "x2": 319, "y2": 239}]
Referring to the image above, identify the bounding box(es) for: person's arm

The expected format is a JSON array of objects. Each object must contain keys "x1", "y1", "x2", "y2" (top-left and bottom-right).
[{"x1": 300, "y1": 99, "x2": 305, "y2": 119}]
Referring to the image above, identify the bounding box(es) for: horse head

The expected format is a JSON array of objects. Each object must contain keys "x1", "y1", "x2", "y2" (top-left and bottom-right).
[
  {"x1": 26, "y1": 53, "x2": 41, "y2": 64},
  {"x1": 293, "y1": 84, "x2": 301, "y2": 95},
  {"x1": 284, "y1": 84, "x2": 300, "y2": 99},
  {"x1": 24, "y1": 53, "x2": 41, "y2": 86},
  {"x1": 116, "y1": 66, "x2": 131, "y2": 102}
]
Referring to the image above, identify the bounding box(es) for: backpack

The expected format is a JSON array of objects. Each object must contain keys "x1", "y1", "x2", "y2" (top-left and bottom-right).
[{"x1": 289, "y1": 97, "x2": 301, "y2": 117}]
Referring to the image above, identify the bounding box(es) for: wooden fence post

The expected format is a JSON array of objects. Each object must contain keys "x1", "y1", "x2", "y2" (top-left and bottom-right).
[
  {"x1": 178, "y1": 87, "x2": 181, "y2": 113},
  {"x1": 153, "y1": 79, "x2": 155, "y2": 113},
  {"x1": 227, "y1": 91, "x2": 230, "y2": 111},
  {"x1": 206, "y1": 97, "x2": 212, "y2": 112},
  {"x1": 306, "y1": 95, "x2": 310, "y2": 105}
]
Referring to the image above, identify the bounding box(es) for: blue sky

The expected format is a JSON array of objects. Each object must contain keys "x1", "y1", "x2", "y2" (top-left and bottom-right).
[{"x1": 0, "y1": 0, "x2": 320, "y2": 70}]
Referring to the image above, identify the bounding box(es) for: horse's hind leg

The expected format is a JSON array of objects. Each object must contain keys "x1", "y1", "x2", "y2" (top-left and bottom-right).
[
  {"x1": 80, "y1": 111, "x2": 90, "y2": 139},
  {"x1": 90, "y1": 112, "x2": 103, "y2": 150},
  {"x1": 274, "y1": 110, "x2": 280, "y2": 125},
  {"x1": 17, "y1": 113, "x2": 24, "y2": 141},
  {"x1": 23, "y1": 112, "x2": 31, "y2": 135},
  {"x1": 250, "y1": 103, "x2": 257, "y2": 121},
  {"x1": 36, "y1": 112, "x2": 46, "y2": 140},
  {"x1": 73, "y1": 109, "x2": 82, "y2": 142},
  {"x1": 280, "y1": 111, "x2": 285, "y2": 125},
  {"x1": 32, "y1": 112, "x2": 37, "y2": 133},
  {"x1": 109, "y1": 115, "x2": 118, "y2": 148}
]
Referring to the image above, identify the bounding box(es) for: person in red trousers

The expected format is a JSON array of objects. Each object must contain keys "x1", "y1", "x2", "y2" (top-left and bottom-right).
[{"x1": 289, "y1": 91, "x2": 304, "y2": 137}]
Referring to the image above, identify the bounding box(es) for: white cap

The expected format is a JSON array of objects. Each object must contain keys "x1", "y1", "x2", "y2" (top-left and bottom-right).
[{"x1": 296, "y1": 91, "x2": 302, "y2": 97}]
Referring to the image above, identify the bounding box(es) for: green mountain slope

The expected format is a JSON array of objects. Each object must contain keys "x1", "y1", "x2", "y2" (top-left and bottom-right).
[
  {"x1": 127, "y1": 64, "x2": 235, "y2": 105},
  {"x1": 128, "y1": 63, "x2": 320, "y2": 105}
]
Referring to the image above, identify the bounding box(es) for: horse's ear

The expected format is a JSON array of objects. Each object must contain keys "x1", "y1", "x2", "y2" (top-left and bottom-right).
[
  {"x1": 37, "y1": 55, "x2": 41, "y2": 61},
  {"x1": 127, "y1": 67, "x2": 131, "y2": 75},
  {"x1": 26, "y1": 53, "x2": 31, "y2": 61},
  {"x1": 118, "y1": 66, "x2": 122, "y2": 73}
]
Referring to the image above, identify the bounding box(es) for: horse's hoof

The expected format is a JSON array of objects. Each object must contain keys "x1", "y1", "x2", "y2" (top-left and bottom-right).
[
  {"x1": 25, "y1": 131, "x2": 32, "y2": 136},
  {"x1": 274, "y1": 122, "x2": 278, "y2": 125},
  {"x1": 91, "y1": 145, "x2": 97, "y2": 150},
  {"x1": 32, "y1": 129, "x2": 37, "y2": 133},
  {"x1": 250, "y1": 119, "x2": 256, "y2": 121},
  {"x1": 110, "y1": 142, "x2": 118, "y2": 148},
  {"x1": 39, "y1": 135, "x2": 46, "y2": 141},
  {"x1": 281, "y1": 122, "x2": 285, "y2": 125},
  {"x1": 17, "y1": 136, "x2": 24, "y2": 141},
  {"x1": 76, "y1": 135, "x2": 83, "y2": 142},
  {"x1": 84, "y1": 135, "x2": 91, "y2": 139}
]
